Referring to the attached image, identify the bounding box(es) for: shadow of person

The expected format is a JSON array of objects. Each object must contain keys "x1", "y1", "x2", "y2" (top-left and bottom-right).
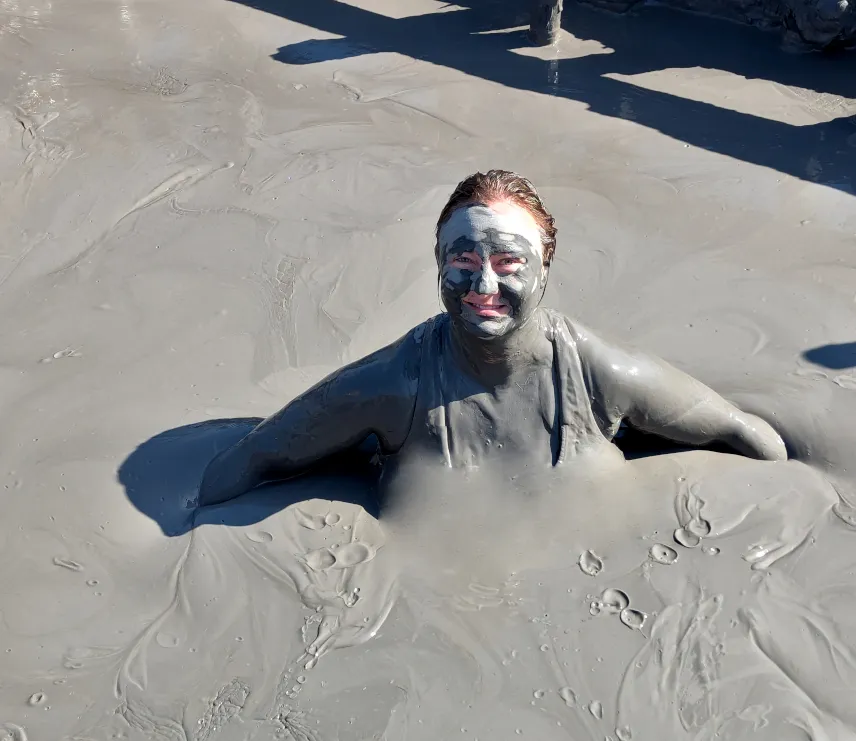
[
  {"x1": 107, "y1": 415, "x2": 846, "y2": 740},
  {"x1": 803, "y1": 341, "x2": 856, "y2": 370},
  {"x1": 120, "y1": 414, "x2": 767, "y2": 538},
  {"x1": 118, "y1": 418, "x2": 381, "y2": 536},
  {"x1": 111, "y1": 422, "x2": 393, "y2": 739}
]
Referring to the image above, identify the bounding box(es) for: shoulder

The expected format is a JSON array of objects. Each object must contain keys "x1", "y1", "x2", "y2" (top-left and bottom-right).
[
  {"x1": 339, "y1": 315, "x2": 441, "y2": 389},
  {"x1": 539, "y1": 310, "x2": 631, "y2": 388},
  {"x1": 538, "y1": 308, "x2": 592, "y2": 349},
  {"x1": 367, "y1": 315, "x2": 439, "y2": 359}
]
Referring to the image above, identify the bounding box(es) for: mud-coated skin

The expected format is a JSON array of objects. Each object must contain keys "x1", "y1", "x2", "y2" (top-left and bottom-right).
[
  {"x1": 197, "y1": 204, "x2": 787, "y2": 506},
  {"x1": 197, "y1": 310, "x2": 787, "y2": 507},
  {"x1": 437, "y1": 204, "x2": 547, "y2": 341}
]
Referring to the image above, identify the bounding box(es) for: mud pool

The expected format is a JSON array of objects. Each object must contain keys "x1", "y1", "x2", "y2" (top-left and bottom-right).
[{"x1": 1, "y1": 0, "x2": 856, "y2": 739}]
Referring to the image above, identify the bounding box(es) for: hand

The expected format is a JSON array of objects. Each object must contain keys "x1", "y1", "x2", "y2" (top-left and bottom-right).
[
  {"x1": 730, "y1": 412, "x2": 788, "y2": 461},
  {"x1": 197, "y1": 445, "x2": 257, "y2": 507}
]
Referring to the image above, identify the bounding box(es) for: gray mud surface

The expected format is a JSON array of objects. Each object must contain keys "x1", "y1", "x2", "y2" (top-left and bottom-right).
[{"x1": 1, "y1": 1, "x2": 856, "y2": 739}]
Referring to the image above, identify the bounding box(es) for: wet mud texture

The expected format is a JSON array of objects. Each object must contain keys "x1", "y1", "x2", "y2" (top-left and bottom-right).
[{"x1": 2, "y1": 0, "x2": 856, "y2": 739}]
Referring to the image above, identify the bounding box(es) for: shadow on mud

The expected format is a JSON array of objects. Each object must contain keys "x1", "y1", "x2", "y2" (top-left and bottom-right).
[
  {"x1": 119, "y1": 418, "x2": 381, "y2": 537},
  {"x1": 803, "y1": 341, "x2": 856, "y2": 369},
  {"x1": 119, "y1": 415, "x2": 750, "y2": 536},
  {"x1": 231, "y1": 0, "x2": 856, "y2": 195}
]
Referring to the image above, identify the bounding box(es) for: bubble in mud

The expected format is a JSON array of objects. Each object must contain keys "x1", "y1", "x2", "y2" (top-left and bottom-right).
[
  {"x1": 579, "y1": 550, "x2": 603, "y2": 576},
  {"x1": 649, "y1": 544, "x2": 678, "y2": 564},
  {"x1": 332, "y1": 542, "x2": 376, "y2": 568},
  {"x1": 674, "y1": 527, "x2": 701, "y2": 548},
  {"x1": 297, "y1": 675, "x2": 306, "y2": 684},
  {"x1": 27, "y1": 692, "x2": 47, "y2": 706},
  {"x1": 687, "y1": 518, "x2": 711, "y2": 538},
  {"x1": 156, "y1": 632, "x2": 179, "y2": 648},
  {"x1": 600, "y1": 588, "x2": 630, "y2": 614},
  {"x1": 559, "y1": 687, "x2": 577, "y2": 706},
  {"x1": 589, "y1": 700, "x2": 603, "y2": 719},
  {"x1": 540, "y1": 644, "x2": 549, "y2": 652},
  {"x1": 704, "y1": 546, "x2": 720, "y2": 556},
  {"x1": 616, "y1": 726, "x2": 632, "y2": 740},
  {"x1": 86, "y1": 579, "x2": 99, "y2": 586},
  {"x1": 305, "y1": 548, "x2": 336, "y2": 571},
  {"x1": 324, "y1": 513, "x2": 341, "y2": 526},
  {"x1": 620, "y1": 608, "x2": 647, "y2": 630},
  {"x1": 589, "y1": 601, "x2": 602, "y2": 616},
  {"x1": 246, "y1": 530, "x2": 273, "y2": 543},
  {"x1": 533, "y1": 689, "x2": 545, "y2": 699},
  {"x1": 294, "y1": 509, "x2": 326, "y2": 530}
]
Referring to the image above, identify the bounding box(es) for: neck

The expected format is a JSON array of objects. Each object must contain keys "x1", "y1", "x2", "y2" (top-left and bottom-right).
[{"x1": 448, "y1": 310, "x2": 549, "y2": 387}]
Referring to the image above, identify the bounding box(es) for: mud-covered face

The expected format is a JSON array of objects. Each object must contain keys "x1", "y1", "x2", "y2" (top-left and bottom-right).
[{"x1": 437, "y1": 203, "x2": 547, "y2": 339}]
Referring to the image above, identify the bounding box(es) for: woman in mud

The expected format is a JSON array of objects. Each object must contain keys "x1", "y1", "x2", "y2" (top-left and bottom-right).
[{"x1": 198, "y1": 170, "x2": 786, "y2": 507}]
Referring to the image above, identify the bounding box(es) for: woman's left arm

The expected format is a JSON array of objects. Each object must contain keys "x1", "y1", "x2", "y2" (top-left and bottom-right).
[{"x1": 574, "y1": 323, "x2": 787, "y2": 461}]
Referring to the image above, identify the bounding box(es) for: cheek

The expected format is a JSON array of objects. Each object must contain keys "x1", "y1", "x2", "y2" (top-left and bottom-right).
[
  {"x1": 500, "y1": 267, "x2": 539, "y2": 296},
  {"x1": 441, "y1": 268, "x2": 471, "y2": 293},
  {"x1": 502, "y1": 275, "x2": 526, "y2": 293}
]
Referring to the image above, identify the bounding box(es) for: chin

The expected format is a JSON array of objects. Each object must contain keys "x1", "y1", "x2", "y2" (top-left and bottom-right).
[{"x1": 461, "y1": 315, "x2": 515, "y2": 339}]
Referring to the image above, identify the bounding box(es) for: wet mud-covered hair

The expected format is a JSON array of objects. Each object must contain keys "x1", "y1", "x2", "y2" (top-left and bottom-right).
[{"x1": 435, "y1": 170, "x2": 557, "y2": 266}]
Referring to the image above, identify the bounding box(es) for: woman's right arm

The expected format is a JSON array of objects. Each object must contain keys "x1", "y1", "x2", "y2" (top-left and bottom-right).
[{"x1": 197, "y1": 326, "x2": 424, "y2": 507}]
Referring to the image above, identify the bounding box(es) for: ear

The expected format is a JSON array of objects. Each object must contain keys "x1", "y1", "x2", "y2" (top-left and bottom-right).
[{"x1": 537, "y1": 262, "x2": 550, "y2": 302}]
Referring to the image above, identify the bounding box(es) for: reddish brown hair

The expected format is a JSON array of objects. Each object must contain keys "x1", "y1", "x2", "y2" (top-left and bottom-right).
[{"x1": 435, "y1": 170, "x2": 557, "y2": 266}]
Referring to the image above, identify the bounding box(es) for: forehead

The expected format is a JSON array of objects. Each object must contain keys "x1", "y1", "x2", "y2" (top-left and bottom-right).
[{"x1": 438, "y1": 205, "x2": 542, "y2": 257}]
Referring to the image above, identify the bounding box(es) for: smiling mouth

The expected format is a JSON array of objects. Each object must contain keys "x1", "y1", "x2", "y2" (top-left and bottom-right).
[{"x1": 463, "y1": 299, "x2": 510, "y2": 318}]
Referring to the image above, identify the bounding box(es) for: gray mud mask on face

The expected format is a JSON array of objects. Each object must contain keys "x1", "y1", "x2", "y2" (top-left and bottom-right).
[{"x1": 437, "y1": 205, "x2": 548, "y2": 340}]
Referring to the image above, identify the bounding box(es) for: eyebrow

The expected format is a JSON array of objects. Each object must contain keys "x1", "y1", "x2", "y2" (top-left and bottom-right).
[
  {"x1": 449, "y1": 246, "x2": 529, "y2": 256},
  {"x1": 444, "y1": 235, "x2": 533, "y2": 256}
]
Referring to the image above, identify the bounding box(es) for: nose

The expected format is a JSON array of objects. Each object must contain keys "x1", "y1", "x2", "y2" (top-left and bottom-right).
[{"x1": 474, "y1": 265, "x2": 499, "y2": 295}]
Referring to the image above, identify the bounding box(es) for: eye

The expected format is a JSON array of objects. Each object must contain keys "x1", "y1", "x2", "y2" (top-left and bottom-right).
[
  {"x1": 495, "y1": 256, "x2": 525, "y2": 269},
  {"x1": 451, "y1": 255, "x2": 474, "y2": 265}
]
